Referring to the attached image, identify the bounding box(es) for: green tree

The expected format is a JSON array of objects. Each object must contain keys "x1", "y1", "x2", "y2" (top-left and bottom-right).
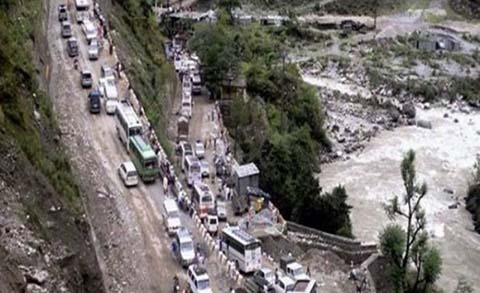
[
  {"x1": 466, "y1": 157, "x2": 480, "y2": 233},
  {"x1": 217, "y1": 0, "x2": 241, "y2": 11},
  {"x1": 381, "y1": 150, "x2": 442, "y2": 292}
]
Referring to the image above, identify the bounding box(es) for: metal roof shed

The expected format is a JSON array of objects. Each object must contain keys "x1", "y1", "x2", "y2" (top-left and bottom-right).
[{"x1": 233, "y1": 163, "x2": 259, "y2": 198}]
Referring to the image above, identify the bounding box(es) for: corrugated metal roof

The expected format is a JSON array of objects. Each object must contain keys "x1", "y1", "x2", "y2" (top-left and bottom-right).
[{"x1": 235, "y1": 163, "x2": 259, "y2": 178}]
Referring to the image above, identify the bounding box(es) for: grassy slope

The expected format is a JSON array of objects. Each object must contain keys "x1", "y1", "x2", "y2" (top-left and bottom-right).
[
  {"x1": 107, "y1": 0, "x2": 176, "y2": 157},
  {"x1": 0, "y1": 0, "x2": 103, "y2": 291}
]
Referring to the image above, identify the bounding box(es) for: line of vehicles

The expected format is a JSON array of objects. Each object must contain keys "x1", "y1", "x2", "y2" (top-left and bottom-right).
[{"x1": 61, "y1": 3, "x2": 318, "y2": 291}]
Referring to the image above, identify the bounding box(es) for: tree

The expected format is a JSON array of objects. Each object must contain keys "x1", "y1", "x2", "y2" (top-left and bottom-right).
[
  {"x1": 217, "y1": 0, "x2": 241, "y2": 12},
  {"x1": 466, "y1": 156, "x2": 480, "y2": 233},
  {"x1": 381, "y1": 150, "x2": 442, "y2": 292}
]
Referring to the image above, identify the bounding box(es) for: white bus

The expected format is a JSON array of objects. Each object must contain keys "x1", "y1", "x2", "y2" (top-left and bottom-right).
[
  {"x1": 192, "y1": 183, "x2": 214, "y2": 219},
  {"x1": 115, "y1": 101, "x2": 143, "y2": 150},
  {"x1": 220, "y1": 226, "x2": 262, "y2": 273}
]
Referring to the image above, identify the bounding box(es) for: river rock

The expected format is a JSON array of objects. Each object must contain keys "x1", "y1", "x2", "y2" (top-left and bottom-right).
[{"x1": 402, "y1": 103, "x2": 416, "y2": 118}]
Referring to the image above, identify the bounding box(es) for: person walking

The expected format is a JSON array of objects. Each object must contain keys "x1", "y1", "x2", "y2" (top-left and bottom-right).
[{"x1": 163, "y1": 176, "x2": 169, "y2": 196}]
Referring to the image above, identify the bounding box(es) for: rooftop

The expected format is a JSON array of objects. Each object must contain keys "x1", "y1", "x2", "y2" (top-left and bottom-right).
[{"x1": 235, "y1": 163, "x2": 259, "y2": 178}]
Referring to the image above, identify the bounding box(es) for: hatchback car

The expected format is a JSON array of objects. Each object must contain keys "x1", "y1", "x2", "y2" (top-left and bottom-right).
[
  {"x1": 88, "y1": 90, "x2": 101, "y2": 114},
  {"x1": 195, "y1": 141, "x2": 205, "y2": 159},
  {"x1": 58, "y1": 4, "x2": 68, "y2": 22},
  {"x1": 101, "y1": 65, "x2": 115, "y2": 80},
  {"x1": 118, "y1": 161, "x2": 139, "y2": 187},
  {"x1": 81, "y1": 70, "x2": 93, "y2": 89},
  {"x1": 216, "y1": 200, "x2": 227, "y2": 221},
  {"x1": 200, "y1": 160, "x2": 209, "y2": 178},
  {"x1": 88, "y1": 38, "x2": 100, "y2": 60},
  {"x1": 61, "y1": 21, "x2": 72, "y2": 38}
]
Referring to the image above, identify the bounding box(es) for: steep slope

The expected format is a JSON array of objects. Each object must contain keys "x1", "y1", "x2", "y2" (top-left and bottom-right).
[{"x1": 0, "y1": 0, "x2": 103, "y2": 291}]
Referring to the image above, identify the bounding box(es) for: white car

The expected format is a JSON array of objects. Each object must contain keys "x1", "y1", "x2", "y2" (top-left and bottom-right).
[
  {"x1": 285, "y1": 262, "x2": 309, "y2": 281},
  {"x1": 88, "y1": 38, "x2": 100, "y2": 60},
  {"x1": 204, "y1": 214, "x2": 218, "y2": 236},
  {"x1": 216, "y1": 201, "x2": 227, "y2": 221},
  {"x1": 99, "y1": 77, "x2": 118, "y2": 114},
  {"x1": 100, "y1": 77, "x2": 118, "y2": 99},
  {"x1": 82, "y1": 20, "x2": 97, "y2": 42},
  {"x1": 118, "y1": 161, "x2": 138, "y2": 187},
  {"x1": 101, "y1": 65, "x2": 115, "y2": 80},
  {"x1": 200, "y1": 160, "x2": 209, "y2": 178},
  {"x1": 187, "y1": 265, "x2": 213, "y2": 293},
  {"x1": 272, "y1": 276, "x2": 295, "y2": 293},
  {"x1": 76, "y1": 10, "x2": 89, "y2": 23},
  {"x1": 195, "y1": 141, "x2": 205, "y2": 159}
]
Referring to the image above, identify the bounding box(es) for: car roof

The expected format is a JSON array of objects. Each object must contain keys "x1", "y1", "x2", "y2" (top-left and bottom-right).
[
  {"x1": 260, "y1": 267, "x2": 272, "y2": 274},
  {"x1": 122, "y1": 161, "x2": 136, "y2": 172},
  {"x1": 279, "y1": 276, "x2": 295, "y2": 285},
  {"x1": 289, "y1": 262, "x2": 302, "y2": 270}
]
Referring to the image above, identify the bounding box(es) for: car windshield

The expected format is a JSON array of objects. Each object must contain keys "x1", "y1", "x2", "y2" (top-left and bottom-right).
[
  {"x1": 83, "y1": 73, "x2": 92, "y2": 79},
  {"x1": 106, "y1": 79, "x2": 115, "y2": 86},
  {"x1": 145, "y1": 159, "x2": 157, "y2": 169},
  {"x1": 293, "y1": 267, "x2": 305, "y2": 276},
  {"x1": 168, "y1": 211, "x2": 179, "y2": 218},
  {"x1": 264, "y1": 271, "x2": 273, "y2": 279},
  {"x1": 209, "y1": 218, "x2": 217, "y2": 224},
  {"x1": 129, "y1": 127, "x2": 142, "y2": 136},
  {"x1": 182, "y1": 102, "x2": 190, "y2": 107},
  {"x1": 197, "y1": 279, "x2": 210, "y2": 290},
  {"x1": 191, "y1": 164, "x2": 201, "y2": 173},
  {"x1": 201, "y1": 195, "x2": 212, "y2": 203},
  {"x1": 180, "y1": 241, "x2": 193, "y2": 251},
  {"x1": 127, "y1": 170, "x2": 137, "y2": 177}
]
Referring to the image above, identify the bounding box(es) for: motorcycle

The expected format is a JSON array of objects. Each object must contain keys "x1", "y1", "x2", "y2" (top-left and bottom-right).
[{"x1": 173, "y1": 275, "x2": 180, "y2": 293}]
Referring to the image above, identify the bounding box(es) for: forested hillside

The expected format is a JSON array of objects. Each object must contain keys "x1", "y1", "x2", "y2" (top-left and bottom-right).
[{"x1": 188, "y1": 10, "x2": 353, "y2": 237}]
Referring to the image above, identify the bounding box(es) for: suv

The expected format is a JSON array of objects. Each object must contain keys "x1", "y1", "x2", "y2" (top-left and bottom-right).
[
  {"x1": 88, "y1": 90, "x2": 101, "y2": 114},
  {"x1": 88, "y1": 38, "x2": 101, "y2": 60},
  {"x1": 81, "y1": 70, "x2": 93, "y2": 88},
  {"x1": 187, "y1": 265, "x2": 212, "y2": 293},
  {"x1": 195, "y1": 141, "x2": 205, "y2": 159},
  {"x1": 61, "y1": 20, "x2": 72, "y2": 38},
  {"x1": 118, "y1": 161, "x2": 138, "y2": 186},
  {"x1": 66, "y1": 37, "x2": 79, "y2": 57},
  {"x1": 175, "y1": 228, "x2": 196, "y2": 267},
  {"x1": 254, "y1": 268, "x2": 275, "y2": 292},
  {"x1": 58, "y1": 4, "x2": 68, "y2": 22}
]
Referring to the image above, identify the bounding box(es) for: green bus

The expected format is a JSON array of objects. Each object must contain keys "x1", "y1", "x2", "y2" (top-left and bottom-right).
[{"x1": 129, "y1": 135, "x2": 158, "y2": 182}]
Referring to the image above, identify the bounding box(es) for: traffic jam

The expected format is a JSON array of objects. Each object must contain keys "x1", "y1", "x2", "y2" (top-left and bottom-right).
[{"x1": 58, "y1": 1, "x2": 318, "y2": 292}]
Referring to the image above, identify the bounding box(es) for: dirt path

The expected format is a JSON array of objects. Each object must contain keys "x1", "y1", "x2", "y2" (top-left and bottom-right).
[
  {"x1": 46, "y1": 0, "x2": 183, "y2": 291},
  {"x1": 318, "y1": 107, "x2": 480, "y2": 291}
]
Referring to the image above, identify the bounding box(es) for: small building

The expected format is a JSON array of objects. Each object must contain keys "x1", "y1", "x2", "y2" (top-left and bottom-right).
[
  {"x1": 232, "y1": 8, "x2": 253, "y2": 26},
  {"x1": 233, "y1": 163, "x2": 260, "y2": 198},
  {"x1": 221, "y1": 71, "x2": 247, "y2": 100},
  {"x1": 414, "y1": 32, "x2": 461, "y2": 52}
]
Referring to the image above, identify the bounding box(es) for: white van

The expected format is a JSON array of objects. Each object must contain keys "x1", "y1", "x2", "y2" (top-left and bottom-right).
[
  {"x1": 184, "y1": 155, "x2": 201, "y2": 187},
  {"x1": 118, "y1": 161, "x2": 138, "y2": 187},
  {"x1": 82, "y1": 20, "x2": 97, "y2": 42},
  {"x1": 204, "y1": 214, "x2": 218, "y2": 236},
  {"x1": 163, "y1": 199, "x2": 181, "y2": 236},
  {"x1": 187, "y1": 265, "x2": 213, "y2": 293}
]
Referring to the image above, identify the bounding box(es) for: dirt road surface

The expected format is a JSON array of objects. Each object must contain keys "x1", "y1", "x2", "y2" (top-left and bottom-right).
[
  {"x1": 45, "y1": 0, "x2": 198, "y2": 291},
  {"x1": 319, "y1": 107, "x2": 480, "y2": 291}
]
